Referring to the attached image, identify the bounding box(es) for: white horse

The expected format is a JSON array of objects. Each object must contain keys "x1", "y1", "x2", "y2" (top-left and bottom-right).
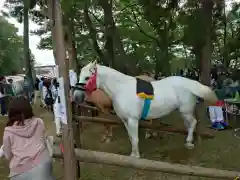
[{"x1": 79, "y1": 61, "x2": 218, "y2": 158}]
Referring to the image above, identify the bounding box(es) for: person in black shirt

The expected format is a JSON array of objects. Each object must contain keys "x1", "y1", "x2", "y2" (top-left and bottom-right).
[{"x1": 0, "y1": 76, "x2": 7, "y2": 116}]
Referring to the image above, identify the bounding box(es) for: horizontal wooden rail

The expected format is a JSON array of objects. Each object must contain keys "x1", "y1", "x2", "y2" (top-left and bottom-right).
[
  {"x1": 73, "y1": 115, "x2": 214, "y2": 138},
  {"x1": 77, "y1": 104, "x2": 99, "y2": 111},
  {"x1": 53, "y1": 146, "x2": 239, "y2": 179}
]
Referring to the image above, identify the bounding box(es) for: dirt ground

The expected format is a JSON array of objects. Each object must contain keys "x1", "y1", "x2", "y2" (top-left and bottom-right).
[{"x1": 0, "y1": 101, "x2": 240, "y2": 180}]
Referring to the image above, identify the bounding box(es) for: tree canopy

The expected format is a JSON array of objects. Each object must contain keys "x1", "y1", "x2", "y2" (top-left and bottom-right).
[
  {"x1": 0, "y1": 15, "x2": 24, "y2": 75},
  {"x1": 4, "y1": 0, "x2": 240, "y2": 83}
]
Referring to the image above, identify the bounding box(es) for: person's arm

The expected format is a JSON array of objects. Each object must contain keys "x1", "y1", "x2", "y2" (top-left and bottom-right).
[
  {"x1": 37, "y1": 118, "x2": 47, "y2": 139},
  {"x1": 37, "y1": 118, "x2": 53, "y2": 155},
  {"x1": 0, "y1": 145, "x2": 4, "y2": 158},
  {"x1": 3, "y1": 134, "x2": 13, "y2": 160}
]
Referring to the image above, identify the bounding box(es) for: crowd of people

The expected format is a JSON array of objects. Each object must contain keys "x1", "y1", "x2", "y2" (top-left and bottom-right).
[
  {"x1": 176, "y1": 66, "x2": 239, "y2": 92},
  {"x1": 0, "y1": 76, "x2": 17, "y2": 116},
  {"x1": 0, "y1": 69, "x2": 78, "y2": 179},
  {"x1": 36, "y1": 69, "x2": 78, "y2": 136}
]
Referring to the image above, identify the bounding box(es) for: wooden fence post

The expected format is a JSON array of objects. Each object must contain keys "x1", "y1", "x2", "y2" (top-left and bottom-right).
[
  {"x1": 51, "y1": 0, "x2": 77, "y2": 179},
  {"x1": 72, "y1": 103, "x2": 81, "y2": 178}
]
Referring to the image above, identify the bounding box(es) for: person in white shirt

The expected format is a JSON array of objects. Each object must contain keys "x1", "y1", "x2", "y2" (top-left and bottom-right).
[{"x1": 51, "y1": 78, "x2": 62, "y2": 136}]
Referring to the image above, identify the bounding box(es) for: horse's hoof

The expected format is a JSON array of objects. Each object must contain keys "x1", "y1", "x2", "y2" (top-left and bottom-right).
[
  {"x1": 130, "y1": 153, "x2": 140, "y2": 158},
  {"x1": 100, "y1": 135, "x2": 107, "y2": 142},
  {"x1": 145, "y1": 132, "x2": 151, "y2": 139},
  {"x1": 152, "y1": 131, "x2": 158, "y2": 137},
  {"x1": 105, "y1": 137, "x2": 111, "y2": 144},
  {"x1": 185, "y1": 142, "x2": 194, "y2": 149}
]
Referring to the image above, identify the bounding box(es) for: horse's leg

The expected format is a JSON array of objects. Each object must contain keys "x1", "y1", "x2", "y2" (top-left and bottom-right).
[
  {"x1": 152, "y1": 131, "x2": 158, "y2": 137},
  {"x1": 105, "y1": 125, "x2": 113, "y2": 144},
  {"x1": 101, "y1": 125, "x2": 113, "y2": 144},
  {"x1": 145, "y1": 119, "x2": 151, "y2": 139},
  {"x1": 178, "y1": 92, "x2": 197, "y2": 149},
  {"x1": 181, "y1": 113, "x2": 197, "y2": 149},
  {"x1": 145, "y1": 130, "x2": 152, "y2": 139},
  {"x1": 145, "y1": 119, "x2": 157, "y2": 139},
  {"x1": 98, "y1": 107, "x2": 113, "y2": 143},
  {"x1": 149, "y1": 119, "x2": 158, "y2": 138},
  {"x1": 125, "y1": 118, "x2": 140, "y2": 158}
]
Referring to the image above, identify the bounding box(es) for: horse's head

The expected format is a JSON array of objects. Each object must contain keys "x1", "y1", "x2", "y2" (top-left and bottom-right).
[
  {"x1": 79, "y1": 60, "x2": 97, "y2": 85},
  {"x1": 79, "y1": 60, "x2": 98, "y2": 95}
]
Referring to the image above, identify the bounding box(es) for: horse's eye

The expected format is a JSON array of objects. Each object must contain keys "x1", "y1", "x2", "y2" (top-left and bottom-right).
[{"x1": 85, "y1": 77, "x2": 89, "y2": 81}]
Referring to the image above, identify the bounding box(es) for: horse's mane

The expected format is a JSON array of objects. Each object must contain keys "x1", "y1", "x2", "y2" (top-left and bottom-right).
[
  {"x1": 97, "y1": 65, "x2": 132, "y2": 81},
  {"x1": 136, "y1": 75, "x2": 154, "y2": 82}
]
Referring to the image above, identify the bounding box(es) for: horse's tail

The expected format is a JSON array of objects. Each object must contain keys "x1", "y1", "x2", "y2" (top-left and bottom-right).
[{"x1": 181, "y1": 78, "x2": 218, "y2": 104}]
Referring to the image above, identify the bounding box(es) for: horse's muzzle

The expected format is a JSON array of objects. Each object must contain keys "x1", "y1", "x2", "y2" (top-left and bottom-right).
[{"x1": 72, "y1": 83, "x2": 86, "y2": 104}]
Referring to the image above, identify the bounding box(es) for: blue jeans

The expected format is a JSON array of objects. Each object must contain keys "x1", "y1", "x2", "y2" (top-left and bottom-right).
[
  {"x1": 10, "y1": 159, "x2": 55, "y2": 180},
  {"x1": 0, "y1": 97, "x2": 7, "y2": 115}
]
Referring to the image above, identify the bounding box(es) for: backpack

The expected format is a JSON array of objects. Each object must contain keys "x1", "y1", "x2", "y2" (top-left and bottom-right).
[{"x1": 44, "y1": 88, "x2": 54, "y2": 106}]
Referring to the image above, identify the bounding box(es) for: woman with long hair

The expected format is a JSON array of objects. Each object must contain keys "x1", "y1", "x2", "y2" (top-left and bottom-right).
[{"x1": 1, "y1": 96, "x2": 54, "y2": 180}]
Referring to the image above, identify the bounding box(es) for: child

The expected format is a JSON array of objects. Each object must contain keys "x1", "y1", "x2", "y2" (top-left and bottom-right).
[
  {"x1": 1, "y1": 96, "x2": 54, "y2": 180},
  {"x1": 209, "y1": 100, "x2": 227, "y2": 130}
]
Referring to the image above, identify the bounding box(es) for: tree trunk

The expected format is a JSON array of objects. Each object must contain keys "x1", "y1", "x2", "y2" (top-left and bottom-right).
[
  {"x1": 51, "y1": 0, "x2": 77, "y2": 179},
  {"x1": 99, "y1": 0, "x2": 137, "y2": 75},
  {"x1": 47, "y1": 0, "x2": 58, "y2": 64},
  {"x1": 23, "y1": 0, "x2": 33, "y2": 86},
  {"x1": 65, "y1": 28, "x2": 77, "y2": 70},
  {"x1": 101, "y1": 0, "x2": 115, "y2": 68},
  {"x1": 223, "y1": 0, "x2": 228, "y2": 68},
  {"x1": 193, "y1": 46, "x2": 202, "y2": 71},
  {"x1": 63, "y1": 5, "x2": 77, "y2": 71},
  {"x1": 154, "y1": 45, "x2": 160, "y2": 79},
  {"x1": 161, "y1": 26, "x2": 170, "y2": 76},
  {"x1": 200, "y1": 0, "x2": 213, "y2": 86},
  {"x1": 83, "y1": 4, "x2": 108, "y2": 65}
]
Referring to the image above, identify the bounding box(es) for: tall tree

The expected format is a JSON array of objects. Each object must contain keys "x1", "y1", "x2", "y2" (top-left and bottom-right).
[
  {"x1": 200, "y1": 0, "x2": 214, "y2": 85},
  {"x1": 23, "y1": 0, "x2": 34, "y2": 85},
  {"x1": 0, "y1": 16, "x2": 25, "y2": 74}
]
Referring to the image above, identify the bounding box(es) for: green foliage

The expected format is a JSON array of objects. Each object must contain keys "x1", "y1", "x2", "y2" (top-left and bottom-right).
[
  {"x1": 0, "y1": 16, "x2": 24, "y2": 75},
  {"x1": 5, "y1": 0, "x2": 240, "y2": 76}
]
